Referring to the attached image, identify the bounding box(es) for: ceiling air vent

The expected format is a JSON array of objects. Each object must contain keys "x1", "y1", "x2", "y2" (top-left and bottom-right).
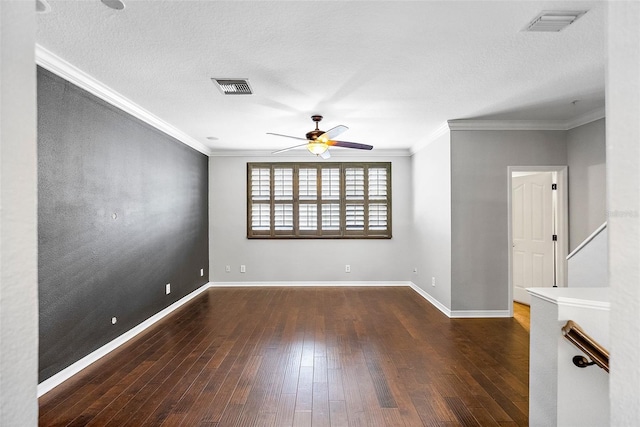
[
  {"x1": 524, "y1": 10, "x2": 587, "y2": 32},
  {"x1": 212, "y1": 79, "x2": 253, "y2": 95}
]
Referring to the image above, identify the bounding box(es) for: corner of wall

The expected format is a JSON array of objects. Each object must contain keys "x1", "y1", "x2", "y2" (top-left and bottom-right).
[{"x1": 410, "y1": 130, "x2": 452, "y2": 310}]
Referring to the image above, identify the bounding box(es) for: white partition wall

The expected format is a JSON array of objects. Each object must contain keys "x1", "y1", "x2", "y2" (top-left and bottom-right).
[
  {"x1": 607, "y1": 2, "x2": 640, "y2": 424},
  {"x1": 0, "y1": 1, "x2": 39, "y2": 425}
]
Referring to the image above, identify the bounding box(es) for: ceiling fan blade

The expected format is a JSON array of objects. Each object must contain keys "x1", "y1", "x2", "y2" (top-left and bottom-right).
[
  {"x1": 267, "y1": 132, "x2": 308, "y2": 142},
  {"x1": 320, "y1": 149, "x2": 331, "y2": 160},
  {"x1": 329, "y1": 140, "x2": 373, "y2": 150},
  {"x1": 272, "y1": 142, "x2": 309, "y2": 155},
  {"x1": 318, "y1": 125, "x2": 348, "y2": 141}
]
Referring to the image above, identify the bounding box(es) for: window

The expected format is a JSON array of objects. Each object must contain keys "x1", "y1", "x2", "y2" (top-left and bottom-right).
[{"x1": 247, "y1": 162, "x2": 391, "y2": 239}]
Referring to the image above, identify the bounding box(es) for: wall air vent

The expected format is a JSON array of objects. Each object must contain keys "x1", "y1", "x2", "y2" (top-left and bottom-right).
[
  {"x1": 524, "y1": 10, "x2": 587, "y2": 32},
  {"x1": 212, "y1": 79, "x2": 253, "y2": 95}
]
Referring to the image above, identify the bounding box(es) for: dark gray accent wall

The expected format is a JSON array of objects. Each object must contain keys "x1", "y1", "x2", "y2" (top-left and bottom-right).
[{"x1": 37, "y1": 67, "x2": 209, "y2": 382}]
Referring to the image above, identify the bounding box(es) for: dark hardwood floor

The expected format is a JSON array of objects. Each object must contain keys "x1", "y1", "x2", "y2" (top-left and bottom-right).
[{"x1": 39, "y1": 287, "x2": 530, "y2": 426}]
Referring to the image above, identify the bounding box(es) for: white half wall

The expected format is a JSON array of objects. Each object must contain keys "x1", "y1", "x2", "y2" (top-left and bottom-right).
[
  {"x1": 528, "y1": 295, "x2": 559, "y2": 427},
  {"x1": 0, "y1": 1, "x2": 39, "y2": 425},
  {"x1": 209, "y1": 153, "x2": 414, "y2": 283}
]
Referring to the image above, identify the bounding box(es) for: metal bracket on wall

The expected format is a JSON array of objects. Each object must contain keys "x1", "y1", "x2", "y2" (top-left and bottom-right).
[{"x1": 562, "y1": 320, "x2": 609, "y2": 373}]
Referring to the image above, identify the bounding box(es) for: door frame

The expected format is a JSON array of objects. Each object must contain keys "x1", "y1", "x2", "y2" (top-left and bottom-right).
[{"x1": 507, "y1": 166, "x2": 568, "y2": 316}]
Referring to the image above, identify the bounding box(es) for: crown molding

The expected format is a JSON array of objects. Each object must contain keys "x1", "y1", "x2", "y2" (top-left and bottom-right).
[
  {"x1": 208, "y1": 148, "x2": 411, "y2": 158},
  {"x1": 35, "y1": 44, "x2": 213, "y2": 156},
  {"x1": 565, "y1": 107, "x2": 606, "y2": 130},
  {"x1": 447, "y1": 108, "x2": 605, "y2": 132},
  {"x1": 447, "y1": 119, "x2": 567, "y2": 131}
]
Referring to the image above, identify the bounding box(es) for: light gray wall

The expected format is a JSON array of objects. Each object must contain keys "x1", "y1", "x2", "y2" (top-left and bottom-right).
[
  {"x1": 607, "y1": 2, "x2": 640, "y2": 424},
  {"x1": 209, "y1": 154, "x2": 413, "y2": 283},
  {"x1": 411, "y1": 132, "x2": 452, "y2": 308},
  {"x1": 450, "y1": 130, "x2": 567, "y2": 311},
  {"x1": 0, "y1": 1, "x2": 39, "y2": 425},
  {"x1": 567, "y1": 118, "x2": 606, "y2": 250}
]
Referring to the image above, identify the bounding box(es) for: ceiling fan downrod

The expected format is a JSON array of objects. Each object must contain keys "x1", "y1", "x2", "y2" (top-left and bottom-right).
[{"x1": 306, "y1": 115, "x2": 325, "y2": 141}]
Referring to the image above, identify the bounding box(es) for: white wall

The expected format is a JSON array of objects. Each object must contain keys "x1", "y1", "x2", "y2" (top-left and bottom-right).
[
  {"x1": 607, "y1": 2, "x2": 640, "y2": 424},
  {"x1": 528, "y1": 296, "x2": 559, "y2": 427},
  {"x1": 567, "y1": 226, "x2": 608, "y2": 288},
  {"x1": 557, "y1": 302, "x2": 609, "y2": 427},
  {"x1": 411, "y1": 131, "x2": 452, "y2": 309},
  {"x1": 449, "y1": 130, "x2": 567, "y2": 311},
  {"x1": 0, "y1": 1, "x2": 39, "y2": 425},
  {"x1": 567, "y1": 118, "x2": 606, "y2": 251},
  {"x1": 209, "y1": 153, "x2": 414, "y2": 284}
]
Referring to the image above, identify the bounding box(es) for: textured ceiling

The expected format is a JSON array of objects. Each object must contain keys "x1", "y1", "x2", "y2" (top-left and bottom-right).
[{"x1": 36, "y1": 1, "x2": 605, "y2": 154}]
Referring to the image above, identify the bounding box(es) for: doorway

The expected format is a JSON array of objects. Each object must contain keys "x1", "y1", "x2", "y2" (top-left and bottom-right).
[{"x1": 507, "y1": 166, "x2": 568, "y2": 313}]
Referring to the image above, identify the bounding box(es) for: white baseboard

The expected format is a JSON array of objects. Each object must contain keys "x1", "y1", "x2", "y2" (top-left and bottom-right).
[
  {"x1": 408, "y1": 282, "x2": 452, "y2": 317},
  {"x1": 211, "y1": 281, "x2": 410, "y2": 287},
  {"x1": 407, "y1": 282, "x2": 511, "y2": 318},
  {"x1": 37, "y1": 282, "x2": 213, "y2": 397},
  {"x1": 450, "y1": 310, "x2": 511, "y2": 318}
]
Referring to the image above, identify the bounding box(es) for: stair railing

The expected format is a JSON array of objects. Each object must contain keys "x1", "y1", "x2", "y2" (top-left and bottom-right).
[{"x1": 562, "y1": 320, "x2": 609, "y2": 373}]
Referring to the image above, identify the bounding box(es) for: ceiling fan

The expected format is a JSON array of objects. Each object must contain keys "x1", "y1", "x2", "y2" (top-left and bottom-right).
[{"x1": 267, "y1": 115, "x2": 373, "y2": 159}]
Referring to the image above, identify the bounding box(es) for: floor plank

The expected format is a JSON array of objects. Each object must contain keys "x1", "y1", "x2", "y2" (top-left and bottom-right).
[{"x1": 39, "y1": 288, "x2": 530, "y2": 426}]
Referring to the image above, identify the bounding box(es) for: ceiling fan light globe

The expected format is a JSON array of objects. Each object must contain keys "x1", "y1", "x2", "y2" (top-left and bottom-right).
[{"x1": 307, "y1": 142, "x2": 328, "y2": 155}]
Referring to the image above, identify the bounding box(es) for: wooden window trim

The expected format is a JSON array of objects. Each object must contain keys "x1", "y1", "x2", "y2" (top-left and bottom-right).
[{"x1": 247, "y1": 162, "x2": 392, "y2": 239}]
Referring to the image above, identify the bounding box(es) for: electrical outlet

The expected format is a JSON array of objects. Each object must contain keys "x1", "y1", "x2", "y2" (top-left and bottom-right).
[
  {"x1": 345, "y1": 265, "x2": 351, "y2": 273},
  {"x1": 431, "y1": 277, "x2": 436, "y2": 287},
  {"x1": 200, "y1": 268, "x2": 204, "y2": 277},
  {"x1": 225, "y1": 265, "x2": 231, "y2": 273},
  {"x1": 240, "y1": 265, "x2": 246, "y2": 273},
  {"x1": 111, "y1": 317, "x2": 117, "y2": 325},
  {"x1": 165, "y1": 283, "x2": 171, "y2": 294}
]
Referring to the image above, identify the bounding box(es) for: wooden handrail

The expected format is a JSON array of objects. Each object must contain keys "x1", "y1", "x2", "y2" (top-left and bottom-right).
[{"x1": 562, "y1": 320, "x2": 609, "y2": 373}]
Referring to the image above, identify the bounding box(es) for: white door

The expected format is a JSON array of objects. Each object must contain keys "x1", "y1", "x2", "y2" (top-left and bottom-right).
[{"x1": 512, "y1": 172, "x2": 555, "y2": 305}]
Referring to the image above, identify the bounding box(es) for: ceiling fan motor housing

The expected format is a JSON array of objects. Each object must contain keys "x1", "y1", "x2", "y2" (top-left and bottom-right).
[
  {"x1": 307, "y1": 115, "x2": 325, "y2": 140},
  {"x1": 269, "y1": 114, "x2": 371, "y2": 156},
  {"x1": 306, "y1": 129, "x2": 325, "y2": 140}
]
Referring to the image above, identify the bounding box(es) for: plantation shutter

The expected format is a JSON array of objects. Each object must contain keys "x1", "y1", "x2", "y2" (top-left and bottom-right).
[
  {"x1": 250, "y1": 167, "x2": 270, "y2": 232},
  {"x1": 273, "y1": 167, "x2": 293, "y2": 232},
  {"x1": 345, "y1": 167, "x2": 365, "y2": 231},
  {"x1": 368, "y1": 167, "x2": 388, "y2": 231},
  {"x1": 247, "y1": 162, "x2": 390, "y2": 238},
  {"x1": 299, "y1": 167, "x2": 318, "y2": 231},
  {"x1": 321, "y1": 167, "x2": 340, "y2": 232}
]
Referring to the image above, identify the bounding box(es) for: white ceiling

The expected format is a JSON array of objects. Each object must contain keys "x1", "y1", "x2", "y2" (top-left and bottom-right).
[{"x1": 36, "y1": 1, "x2": 605, "y2": 155}]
